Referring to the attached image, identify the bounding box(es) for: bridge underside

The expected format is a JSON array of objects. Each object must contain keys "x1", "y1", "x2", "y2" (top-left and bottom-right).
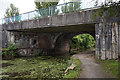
[
  {"x1": 2, "y1": 24, "x2": 95, "y2": 56},
  {"x1": 14, "y1": 24, "x2": 94, "y2": 31}
]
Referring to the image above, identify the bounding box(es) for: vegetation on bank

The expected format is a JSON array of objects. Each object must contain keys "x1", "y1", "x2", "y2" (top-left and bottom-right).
[
  {"x1": 2, "y1": 56, "x2": 81, "y2": 78},
  {"x1": 63, "y1": 58, "x2": 82, "y2": 78},
  {"x1": 97, "y1": 59, "x2": 119, "y2": 78},
  {"x1": 2, "y1": 44, "x2": 19, "y2": 59}
]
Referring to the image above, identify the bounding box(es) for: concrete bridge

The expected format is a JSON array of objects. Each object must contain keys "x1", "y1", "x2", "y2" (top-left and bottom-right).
[{"x1": 0, "y1": 3, "x2": 120, "y2": 60}]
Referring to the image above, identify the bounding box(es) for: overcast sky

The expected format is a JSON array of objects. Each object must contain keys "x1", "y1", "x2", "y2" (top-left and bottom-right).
[{"x1": 0, "y1": 0, "x2": 118, "y2": 19}]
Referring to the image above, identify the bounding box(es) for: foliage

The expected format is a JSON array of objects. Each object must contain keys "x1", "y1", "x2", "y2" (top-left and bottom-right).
[
  {"x1": 61, "y1": 2, "x2": 81, "y2": 13},
  {"x1": 70, "y1": 34, "x2": 95, "y2": 50},
  {"x1": 4, "y1": 4, "x2": 19, "y2": 17},
  {"x1": 2, "y1": 56, "x2": 82, "y2": 78},
  {"x1": 32, "y1": 49, "x2": 43, "y2": 56},
  {"x1": 97, "y1": 59, "x2": 118, "y2": 78},
  {"x1": 34, "y1": 2, "x2": 59, "y2": 18},
  {"x1": 2, "y1": 44, "x2": 19, "y2": 58},
  {"x1": 92, "y1": 0, "x2": 120, "y2": 21},
  {"x1": 35, "y1": 2, "x2": 58, "y2": 9},
  {"x1": 4, "y1": 3, "x2": 21, "y2": 23}
]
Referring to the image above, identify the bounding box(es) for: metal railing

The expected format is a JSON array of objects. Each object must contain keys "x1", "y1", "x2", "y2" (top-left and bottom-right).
[{"x1": 0, "y1": 2, "x2": 97, "y2": 25}]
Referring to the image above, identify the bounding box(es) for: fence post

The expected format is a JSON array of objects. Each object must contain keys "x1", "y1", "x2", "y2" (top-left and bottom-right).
[
  {"x1": 49, "y1": 7, "x2": 50, "y2": 16},
  {"x1": 7, "y1": 18, "x2": 9, "y2": 24}
]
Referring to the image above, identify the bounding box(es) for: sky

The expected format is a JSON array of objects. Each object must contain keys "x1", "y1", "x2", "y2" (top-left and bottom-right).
[
  {"x1": 0, "y1": 0, "x2": 35, "y2": 19},
  {"x1": 0, "y1": 0, "x2": 97, "y2": 19},
  {"x1": 0, "y1": 0, "x2": 119, "y2": 19}
]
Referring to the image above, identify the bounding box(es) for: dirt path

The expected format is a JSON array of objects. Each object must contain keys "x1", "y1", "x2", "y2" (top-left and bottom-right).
[{"x1": 72, "y1": 50, "x2": 113, "y2": 78}]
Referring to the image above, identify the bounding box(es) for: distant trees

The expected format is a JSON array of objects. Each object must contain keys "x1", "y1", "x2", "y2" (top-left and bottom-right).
[
  {"x1": 4, "y1": 3, "x2": 20, "y2": 23},
  {"x1": 35, "y1": 2, "x2": 58, "y2": 9},
  {"x1": 4, "y1": 4, "x2": 19, "y2": 17}
]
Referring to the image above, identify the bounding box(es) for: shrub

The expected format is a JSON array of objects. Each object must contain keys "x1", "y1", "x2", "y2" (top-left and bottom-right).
[
  {"x1": 70, "y1": 34, "x2": 95, "y2": 50},
  {"x1": 2, "y1": 44, "x2": 19, "y2": 58}
]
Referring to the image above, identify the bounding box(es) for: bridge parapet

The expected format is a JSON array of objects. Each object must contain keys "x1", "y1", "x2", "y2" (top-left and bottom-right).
[{"x1": 2, "y1": 10, "x2": 99, "y2": 31}]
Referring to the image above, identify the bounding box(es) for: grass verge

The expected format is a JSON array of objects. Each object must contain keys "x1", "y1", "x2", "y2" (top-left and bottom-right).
[
  {"x1": 97, "y1": 59, "x2": 118, "y2": 78},
  {"x1": 2, "y1": 56, "x2": 82, "y2": 78}
]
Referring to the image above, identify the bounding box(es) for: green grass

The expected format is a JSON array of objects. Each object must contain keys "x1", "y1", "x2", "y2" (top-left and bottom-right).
[
  {"x1": 63, "y1": 58, "x2": 82, "y2": 78},
  {"x1": 2, "y1": 56, "x2": 82, "y2": 78},
  {"x1": 97, "y1": 59, "x2": 118, "y2": 78}
]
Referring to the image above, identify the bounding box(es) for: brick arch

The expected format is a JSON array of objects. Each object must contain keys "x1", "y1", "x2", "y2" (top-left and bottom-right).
[{"x1": 54, "y1": 33, "x2": 80, "y2": 55}]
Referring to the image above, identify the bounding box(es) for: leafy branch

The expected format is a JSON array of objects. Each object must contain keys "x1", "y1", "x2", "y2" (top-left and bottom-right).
[{"x1": 92, "y1": 1, "x2": 120, "y2": 22}]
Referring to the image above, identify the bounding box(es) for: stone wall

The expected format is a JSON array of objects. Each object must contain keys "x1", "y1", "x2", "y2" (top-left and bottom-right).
[
  {"x1": 2, "y1": 31, "x2": 80, "y2": 56},
  {"x1": 2, "y1": 31, "x2": 64, "y2": 56}
]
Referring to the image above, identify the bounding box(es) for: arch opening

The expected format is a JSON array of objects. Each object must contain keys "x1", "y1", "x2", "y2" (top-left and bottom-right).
[
  {"x1": 53, "y1": 33, "x2": 95, "y2": 56},
  {"x1": 69, "y1": 33, "x2": 96, "y2": 55}
]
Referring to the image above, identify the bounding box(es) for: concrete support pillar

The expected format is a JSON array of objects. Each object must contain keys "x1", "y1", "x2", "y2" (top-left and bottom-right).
[
  {"x1": 118, "y1": 24, "x2": 120, "y2": 59},
  {"x1": 118, "y1": 23, "x2": 120, "y2": 78},
  {"x1": 95, "y1": 22, "x2": 119, "y2": 60}
]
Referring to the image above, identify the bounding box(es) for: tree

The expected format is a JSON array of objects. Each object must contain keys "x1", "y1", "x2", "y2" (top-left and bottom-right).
[
  {"x1": 4, "y1": 3, "x2": 20, "y2": 23},
  {"x1": 34, "y1": 2, "x2": 59, "y2": 18}
]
